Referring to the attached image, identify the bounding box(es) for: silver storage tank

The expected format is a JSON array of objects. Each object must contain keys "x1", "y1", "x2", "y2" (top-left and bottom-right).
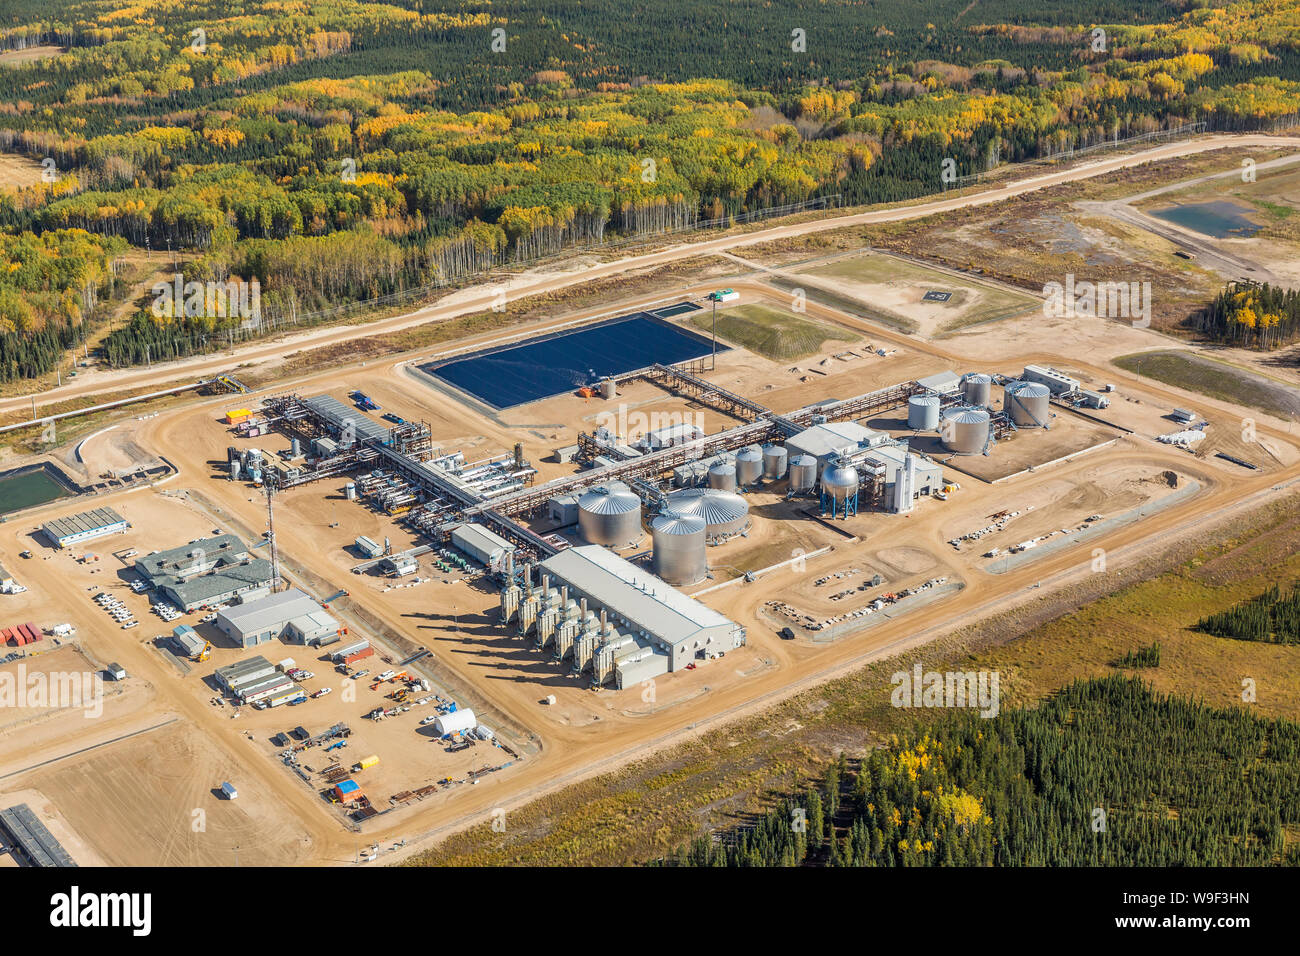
[
  {"x1": 762, "y1": 444, "x2": 788, "y2": 479},
  {"x1": 289, "y1": 437, "x2": 302, "y2": 458},
  {"x1": 665, "y1": 488, "x2": 750, "y2": 539},
  {"x1": 907, "y1": 393, "x2": 941, "y2": 431},
  {"x1": 940, "y1": 406, "x2": 991, "y2": 455},
  {"x1": 601, "y1": 378, "x2": 617, "y2": 399},
  {"x1": 577, "y1": 484, "x2": 643, "y2": 547},
  {"x1": 962, "y1": 373, "x2": 992, "y2": 408},
  {"x1": 1004, "y1": 380, "x2": 1051, "y2": 427},
  {"x1": 820, "y1": 461, "x2": 860, "y2": 505},
  {"x1": 708, "y1": 462, "x2": 737, "y2": 492},
  {"x1": 734, "y1": 446, "x2": 764, "y2": 486},
  {"x1": 230, "y1": 460, "x2": 242, "y2": 481},
  {"x1": 345, "y1": 481, "x2": 358, "y2": 500},
  {"x1": 788, "y1": 454, "x2": 818, "y2": 493},
  {"x1": 651, "y1": 512, "x2": 708, "y2": 586}
]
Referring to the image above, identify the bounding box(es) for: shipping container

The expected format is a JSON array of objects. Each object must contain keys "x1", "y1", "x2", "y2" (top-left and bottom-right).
[
  {"x1": 225, "y1": 409, "x2": 252, "y2": 424},
  {"x1": 2, "y1": 627, "x2": 14, "y2": 645},
  {"x1": 343, "y1": 647, "x2": 374, "y2": 665},
  {"x1": 221, "y1": 781, "x2": 238, "y2": 800},
  {"x1": 355, "y1": 755, "x2": 380, "y2": 771}
]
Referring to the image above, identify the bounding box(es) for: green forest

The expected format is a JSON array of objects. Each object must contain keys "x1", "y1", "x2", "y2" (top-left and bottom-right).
[
  {"x1": 662, "y1": 676, "x2": 1300, "y2": 866},
  {"x1": 2, "y1": 0, "x2": 1300, "y2": 376},
  {"x1": 1196, "y1": 582, "x2": 1300, "y2": 643}
]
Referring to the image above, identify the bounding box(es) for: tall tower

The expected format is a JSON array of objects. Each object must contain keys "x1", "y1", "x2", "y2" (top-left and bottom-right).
[{"x1": 264, "y1": 478, "x2": 282, "y2": 591}]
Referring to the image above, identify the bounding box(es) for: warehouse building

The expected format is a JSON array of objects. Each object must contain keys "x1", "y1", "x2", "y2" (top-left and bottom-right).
[
  {"x1": 134, "y1": 534, "x2": 275, "y2": 611},
  {"x1": 915, "y1": 371, "x2": 962, "y2": 396},
  {"x1": 785, "y1": 422, "x2": 887, "y2": 475},
  {"x1": 451, "y1": 522, "x2": 516, "y2": 568},
  {"x1": 302, "y1": 394, "x2": 391, "y2": 447},
  {"x1": 214, "y1": 588, "x2": 340, "y2": 648},
  {"x1": 41, "y1": 507, "x2": 129, "y2": 549},
  {"x1": 539, "y1": 545, "x2": 745, "y2": 677}
]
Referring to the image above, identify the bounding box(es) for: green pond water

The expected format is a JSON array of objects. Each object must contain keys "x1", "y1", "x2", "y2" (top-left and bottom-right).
[
  {"x1": 1150, "y1": 200, "x2": 1261, "y2": 239},
  {"x1": 0, "y1": 469, "x2": 73, "y2": 516}
]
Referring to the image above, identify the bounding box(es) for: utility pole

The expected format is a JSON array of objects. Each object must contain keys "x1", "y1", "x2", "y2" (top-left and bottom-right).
[
  {"x1": 265, "y1": 478, "x2": 282, "y2": 592},
  {"x1": 710, "y1": 294, "x2": 717, "y2": 370}
]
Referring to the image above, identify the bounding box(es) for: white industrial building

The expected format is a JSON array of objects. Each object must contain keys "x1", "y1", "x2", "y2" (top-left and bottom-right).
[
  {"x1": 214, "y1": 654, "x2": 303, "y2": 704},
  {"x1": 1022, "y1": 364, "x2": 1079, "y2": 395},
  {"x1": 915, "y1": 371, "x2": 962, "y2": 396},
  {"x1": 539, "y1": 545, "x2": 745, "y2": 681},
  {"x1": 785, "y1": 422, "x2": 888, "y2": 475},
  {"x1": 214, "y1": 588, "x2": 340, "y2": 648},
  {"x1": 451, "y1": 522, "x2": 516, "y2": 568},
  {"x1": 41, "y1": 507, "x2": 129, "y2": 549},
  {"x1": 858, "y1": 445, "x2": 943, "y2": 511}
]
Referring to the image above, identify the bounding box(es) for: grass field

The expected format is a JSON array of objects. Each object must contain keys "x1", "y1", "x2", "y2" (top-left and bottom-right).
[
  {"x1": 690, "y1": 302, "x2": 856, "y2": 361},
  {"x1": 1114, "y1": 350, "x2": 1300, "y2": 419},
  {"x1": 407, "y1": 494, "x2": 1300, "y2": 867},
  {"x1": 0, "y1": 153, "x2": 44, "y2": 190}
]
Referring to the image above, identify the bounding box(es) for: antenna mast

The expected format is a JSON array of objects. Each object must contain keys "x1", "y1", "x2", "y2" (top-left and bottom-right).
[{"x1": 264, "y1": 478, "x2": 281, "y2": 591}]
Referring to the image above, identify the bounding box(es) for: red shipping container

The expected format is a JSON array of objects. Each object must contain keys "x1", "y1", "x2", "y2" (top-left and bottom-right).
[
  {"x1": 2, "y1": 627, "x2": 14, "y2": 646},
  {"x1": 343, "y1": 646, "x2": 374, "y2": 665},
  {"x1": 24, "y1": 623, "x2": 42, "y2": 642}
]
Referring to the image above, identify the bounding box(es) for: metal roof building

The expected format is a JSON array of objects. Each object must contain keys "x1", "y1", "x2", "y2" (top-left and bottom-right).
[
  {"x1": 915, "y1": 371, "x2": 962, "y2": 395},
  {"x1": 1022, "y1": 364, "x2": 1079, "y2": 395},
  {"x1": 451, "y1": 522, "x2": 516, "y2": 568},
  {"x1": 302, "y1": 395, "x2": 392, "y2": 446},
  {"x1": 40, "y1": 507, "x2": 129, "y2": 548},
  {"x1": 215, "y1": 588, "x2": 339, "y2": 648},
  {"x1": 540, "y1": 545, "x2": 744, "y2": 671},
  {"x1": 134, "y1": 534, "x2": 275, "y2": 611},
  {"x1": 0, "y1": 804, "x2": 76, "y2": 867},
  {"x1": 785, "y1": 422, "x2": 887, "y2": 474}
]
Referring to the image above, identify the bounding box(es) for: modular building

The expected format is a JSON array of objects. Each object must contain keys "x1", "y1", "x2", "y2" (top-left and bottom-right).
[
  {"x1": 333, "y1": 779, "x2": 363, "y2": 803},
  {"x1": 331, "y1": 640, "x2": 370, "y2": 662},
  {"x1": 539, "y1": 544, "x2": 745, "y2": 673},
  {"x1": 915, "y1": 371, "x2": 962, "y2": 396},
  {"x1": 41, "y1": 507, "x2": 129, "y2": 549},
  {"x1": 214, "y1": 588, "x2": 341, "y2": 648},
  {"x1": 380, "y1": 554, "x2": 417, "y2": 577},
  {"x1": 355, "y1": 535, "x2": 383, "y2": 559},
  {"x1": 451, "y1": 522, "x2": 517, "y2": 568}
]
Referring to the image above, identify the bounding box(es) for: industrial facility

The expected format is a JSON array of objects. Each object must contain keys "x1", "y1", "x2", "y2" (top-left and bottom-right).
[
  {"x1": 214, "y1": 587, "x2": 342, "y2": 649},
  {"x1": 133, "y1": 533, "x2": 276, "y2": 612},
  {"x1": 214, "y1": 655, "x2": 305, "y2": 706}
]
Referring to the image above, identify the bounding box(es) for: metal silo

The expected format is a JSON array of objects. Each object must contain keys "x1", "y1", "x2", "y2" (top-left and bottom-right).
[
  {"x1": 940, "y1": 406, "x2": 991, "y2": 455},
  {"x1": 907, "y1": 393, "x2": 941, "y2": 431},
  {"x1": 601, "y1": 378, "x2": 617, "y2": 400},
  {"x1": 666, "y1": 488, "x2": 750, "y2": 540},
  {"x1": 735, "y1": 446, "x2": 764, "y2": 486},
  {"x1": 651, "y1": 512, "x2": 708, "y2": 586},
  {"x1": 788, "y1": 454, "x2": 818, "y2": 493},
  {"x1": 708, "y1": 462, "x2": 737, "y2": 492},
  {"x1": 1004, "y1": 380, "x2": 1052, "y2": 427},
  {"x1": 577, "y1": 484, "x2": 643, "y2": 547},
  {"x1": 762, "y1": 444, "x2": 788, "y2": 479},
  {"x1": 962, "y1": 373, "x2": 992, "y2": 408},
  {"x1": 819, "y1": 460, "x2": 860, "y2": 518}
]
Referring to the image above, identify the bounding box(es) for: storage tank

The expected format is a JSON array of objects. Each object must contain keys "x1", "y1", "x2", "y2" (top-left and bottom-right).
[
  {"x1": 907, "y1": 393, "x2": 941, "y2": 431},
  {"x1": 962, "y1": 374, "x2": 992, "y2": 408},
  {"x1": 651, "y1": 512, "x2": 708, "y2": 586},
  {"x1": 707, "y1": 462, "x2": 737, "y2": 492},
  {"x1": 577, "y1": 484, "x2": 643, "y2": 548},
  {"x1": 289, "y1": 437, "x2": 302, "y2": 458},
  {"x1": 433, "y1": 708, "x2": 477, "y2": 736},
  {"x1": 763, "y1": 444, "x2": 788, "y2": 480},
  {"x1": 230, "y1": 460, "x2": 242, "y2": 481},
  {"x1": 1004, "y1": 380, "x2": 1051, "y2": 428},
  {"x1": 819, "y1": 461, "x2": 860, "y2": 505},
  {"x1": 941, "y1": 406, "x2": 991, "y2": 455},
  {"x1": 665, "y1": 488, "x2": 750, "y2": 539},
  {"x1": 788, "y1": 454, "x2": 818, "y2": 493},
  {"x1": 734, "y1": 446, "x2": 763, "y2": 486},
  {"x1": 601, "y1": 378, "x2": 617, "y2": 400},
  {"x1": 345, "y1": 482, "x2": 357, "y2": 501}
]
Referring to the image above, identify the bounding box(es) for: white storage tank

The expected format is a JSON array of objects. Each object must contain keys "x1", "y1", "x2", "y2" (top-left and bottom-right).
[
  {"x1": 962, "y1": 374, "x2": 992, "y2": 408},
  {"x1": 601, "y1": 378, "x2": 617, "y2": 400},
  {"x1": 762, "y1": 444, "x2": 788, "y2": 479},
  {"x1": 907, "y1": 393, "x2": 941, "y2": 431},
  {"x1": 1004, "y1": 380, "x2": 1051, "y2": 427},
  {"x1": 577, "y1": 484, "x2": 643, "y2": 548},
  {"x1": 708, "y1": 462, "x2": 737, "y2": 492},
  {"x1": 734, "y1": 446, "x2": 764, "y2": 486},
  {"x1": 345, "y1": 482, "x2": 358, "y2": 501},
  {"x1": 665, "y1": 488, "x2": 750, "y2": 540},
  {"x1": 788, "y1": 454, "x2": 818, "y2": 493},
  {"x1": 433, "y1": 708, "x2": 477, "y2": 736},
  {"x1": 651, "y1": 512, "x2": 708, "y2": 586},
  {"x1": 819, "y1": 461, "x2": 860, "y2": 505},
  {"x1": 941, "y1": 406, "x2": 991, "y2": 455}
]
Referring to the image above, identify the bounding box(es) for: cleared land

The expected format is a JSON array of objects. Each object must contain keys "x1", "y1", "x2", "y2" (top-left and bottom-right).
[
  {"x1": 1115, "y1": 350, "x2": 1300, "y2": 420},
  {"x1": 0, "y1": 153, "x2": 43, "y2": 190},
  {"x1": 0, "y1": 45, "x2": 63, "y2": 67},
  {"x1": 692, "y1": 301, "x2": 857, "y2": 361}
]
